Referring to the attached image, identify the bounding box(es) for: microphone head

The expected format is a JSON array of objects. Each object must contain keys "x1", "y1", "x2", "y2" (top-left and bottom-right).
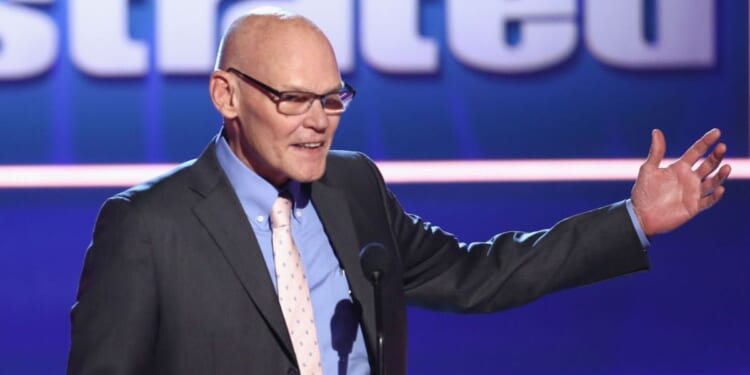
[{"x1": 359, "y1": 242, "x2": 390, "y2": 282}]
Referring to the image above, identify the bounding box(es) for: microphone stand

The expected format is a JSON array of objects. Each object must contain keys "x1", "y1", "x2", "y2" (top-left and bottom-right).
[
  {"x1": 371, "y1": 269, "x2": 384, "y2": 375},
  {"x1": 360, "y1": 242, "x2": 389, "y2": 375}
]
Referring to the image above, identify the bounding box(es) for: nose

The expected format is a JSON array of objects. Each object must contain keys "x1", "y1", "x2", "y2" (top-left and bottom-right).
[{"x1": 302, "y1": 98, "x2": 330, "y2": 132}]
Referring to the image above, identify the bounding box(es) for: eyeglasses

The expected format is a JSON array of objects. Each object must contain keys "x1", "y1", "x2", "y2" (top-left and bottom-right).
[{"x1": 225, "y1": 67, "x2": 356, "y2": 115}]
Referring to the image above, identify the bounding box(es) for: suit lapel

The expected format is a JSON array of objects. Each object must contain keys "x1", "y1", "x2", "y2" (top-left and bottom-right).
[
  {"x1": 187, "y1": 142, "x2": 296, "y2": 361},
  {"x1": 186, "y1": 139, "x2": 378, "y2": 361},
  {"x1": 311, "y1": 181, "x2": 378, "y2": 355}
]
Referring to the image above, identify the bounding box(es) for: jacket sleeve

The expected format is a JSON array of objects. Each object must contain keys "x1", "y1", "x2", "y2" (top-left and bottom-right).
[
  {"x1": 359, "y1": 154, "x2": 650, "y2": 313},
  {"x1": 68, "y1": 196, "x2": 158, "y2": 375}
]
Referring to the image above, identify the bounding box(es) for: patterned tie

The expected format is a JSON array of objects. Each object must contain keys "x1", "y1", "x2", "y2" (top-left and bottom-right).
[{"x1": 270, "y1": 193, "x2": 323, "y2": 375}]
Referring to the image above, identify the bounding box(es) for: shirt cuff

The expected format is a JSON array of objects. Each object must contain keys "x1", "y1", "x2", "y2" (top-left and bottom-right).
[{"x1": 625, "y1": 199, "x2": 651, "y2": 249}]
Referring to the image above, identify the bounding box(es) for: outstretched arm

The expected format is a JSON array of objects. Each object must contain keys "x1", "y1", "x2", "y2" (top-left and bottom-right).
[{"x1": 631, "y1": 128, "x2": 732, "y2": 237}]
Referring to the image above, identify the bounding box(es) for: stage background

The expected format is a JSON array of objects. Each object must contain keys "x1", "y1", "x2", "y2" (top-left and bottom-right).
[{"x1": 0, "y1": 1, "x2": 748, "y2": 374}]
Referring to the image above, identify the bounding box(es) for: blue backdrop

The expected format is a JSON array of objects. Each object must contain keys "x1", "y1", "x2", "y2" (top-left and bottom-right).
[{"x1": 0, "y1": 1, "x2": 748, "y2": 374}]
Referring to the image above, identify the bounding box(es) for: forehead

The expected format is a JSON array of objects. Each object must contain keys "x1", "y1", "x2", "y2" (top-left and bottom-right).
[{"x1": 239, "y1": 18, "x2": 341, "y2": 90}]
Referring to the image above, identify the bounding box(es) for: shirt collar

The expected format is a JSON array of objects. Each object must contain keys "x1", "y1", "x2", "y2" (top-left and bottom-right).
[{"x1": 214, "y1": 133, "x2": 311, "y2": 228}]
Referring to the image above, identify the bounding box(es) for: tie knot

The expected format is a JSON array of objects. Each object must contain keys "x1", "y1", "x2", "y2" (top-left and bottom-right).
[{"x1": 270, "y1": 193, "x2": 293, "y2": 228}]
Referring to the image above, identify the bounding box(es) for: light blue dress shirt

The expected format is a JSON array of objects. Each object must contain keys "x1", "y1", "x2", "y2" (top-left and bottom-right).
[
  {"x1": 215, "y1": 136, "x2": 370, "y2": 375},
  {"x1": 625, "y1": 200, "x2": 651, "y2": 248}
]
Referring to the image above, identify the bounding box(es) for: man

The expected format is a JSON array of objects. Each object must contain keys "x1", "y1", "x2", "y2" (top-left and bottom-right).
[{"x1": 67, "y1": 8, "x2": 731, "y2": 375}]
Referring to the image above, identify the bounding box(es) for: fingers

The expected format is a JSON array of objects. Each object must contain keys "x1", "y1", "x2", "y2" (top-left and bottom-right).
[
  {"x1": 680, "y1": 128, "x2": 721, "y2": 165},
  {"x1": 644, "y1": 129, "x2": 666, "y2": 168},
  {"x1": 700, "y1": 164, "x2": 732, "y2": 191},
  {"x1": 693, "y1": 142, "x2": 727, "y2": 180},
  {"x1": 717, "y1": 163, "x2": 732, "y2": 180},
  {"x1": 698, "y1": 164, "x2": 731, "y2": 211},
  {"x1": 699, "y1": 185, "x2": 726, "y2": 212}
]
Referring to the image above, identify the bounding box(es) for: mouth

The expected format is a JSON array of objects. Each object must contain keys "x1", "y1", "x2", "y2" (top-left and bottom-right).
[{"x1": 292, "y1": 142, "x2": 324, "y2": 150}]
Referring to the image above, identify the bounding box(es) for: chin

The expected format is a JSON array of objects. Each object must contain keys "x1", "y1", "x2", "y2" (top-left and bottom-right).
[{"x1": 294, "y1": 167, "x2": 326, "y2": 183}]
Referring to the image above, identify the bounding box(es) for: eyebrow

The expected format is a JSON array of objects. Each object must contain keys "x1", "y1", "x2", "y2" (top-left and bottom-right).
[{"x1": 277, "y1": 82, "x2": 343, "y2": 95}]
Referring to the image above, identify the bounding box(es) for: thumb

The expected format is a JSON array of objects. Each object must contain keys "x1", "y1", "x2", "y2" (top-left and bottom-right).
[{"x1": 644, "y1": 129, "x2": 666, "y2": 168}]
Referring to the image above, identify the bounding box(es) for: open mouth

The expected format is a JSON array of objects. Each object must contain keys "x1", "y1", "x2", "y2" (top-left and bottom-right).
[{"x1": 293, "y1": 142, "x2": 324, "y2": 149}]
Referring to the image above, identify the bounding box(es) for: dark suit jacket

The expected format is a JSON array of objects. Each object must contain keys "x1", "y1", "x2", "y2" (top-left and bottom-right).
[{"x1": 68, "y1": 141, "x2": 649, "y2": 375}]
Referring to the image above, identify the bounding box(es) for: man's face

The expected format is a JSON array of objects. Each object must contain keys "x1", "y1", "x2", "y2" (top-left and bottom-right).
[{"x1": 227, "y1": 24, "x2": 343, "y2": 187}]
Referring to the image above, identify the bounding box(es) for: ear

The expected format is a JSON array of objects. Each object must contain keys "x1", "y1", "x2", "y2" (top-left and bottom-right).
[{"x1": 209, "y1": 70, "x2": 239, "y2": 119}]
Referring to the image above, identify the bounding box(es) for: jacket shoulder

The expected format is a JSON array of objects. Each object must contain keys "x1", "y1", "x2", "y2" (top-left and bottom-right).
[
  {"x1": 116, "y1": 159, "x2": 195, "y2": 199},
  {"x1": 324, "y1": 150, "x2": 381, "y2": 184},
  {"x1": 101, "y1": 158, "x2": 205, "y2": 219}
]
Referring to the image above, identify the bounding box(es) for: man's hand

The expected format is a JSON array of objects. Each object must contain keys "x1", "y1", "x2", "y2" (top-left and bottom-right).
[{"x1": 631, "y1": 128, "x2": 731, "y2": 237}]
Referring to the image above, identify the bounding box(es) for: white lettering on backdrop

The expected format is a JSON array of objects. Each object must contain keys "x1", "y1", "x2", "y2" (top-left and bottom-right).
[{"x1": 0, "y1": 0, "x2": 718, "y2": 79}]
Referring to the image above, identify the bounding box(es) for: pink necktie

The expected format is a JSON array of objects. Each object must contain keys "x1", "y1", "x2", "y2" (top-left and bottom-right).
[{"x1": 270, "y1": 194, "x2": 323, "y2": 375}]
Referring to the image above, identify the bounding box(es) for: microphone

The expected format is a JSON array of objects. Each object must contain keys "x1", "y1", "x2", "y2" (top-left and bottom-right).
[
  {"x1": 359, "y1": 243, "x2": 391, "y2": 375},
  {"x1": 360, "y1": 242, "x2": 390, "y2": 285}
]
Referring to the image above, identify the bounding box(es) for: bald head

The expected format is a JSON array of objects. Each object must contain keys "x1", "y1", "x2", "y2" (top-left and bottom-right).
[{"x1": 215, "y1": 8, "x2": 339, "y2": 82}]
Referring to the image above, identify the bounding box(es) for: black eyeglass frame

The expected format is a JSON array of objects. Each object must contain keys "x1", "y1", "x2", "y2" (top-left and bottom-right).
[{"x1": 225, "y1": 67, "x2": 356, "y2": 115}]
